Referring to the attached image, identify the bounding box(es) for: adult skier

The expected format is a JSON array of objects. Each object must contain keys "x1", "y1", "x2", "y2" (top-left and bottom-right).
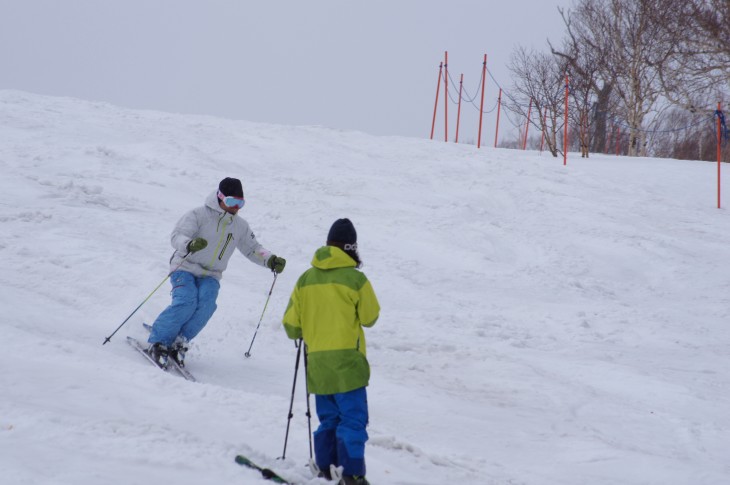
[
  {"x1": 147, "y1": 177, "x2": 286, "y2": 366},
  {"x1": 282, "y1": 218, "x2": 380, "y2": 485}
]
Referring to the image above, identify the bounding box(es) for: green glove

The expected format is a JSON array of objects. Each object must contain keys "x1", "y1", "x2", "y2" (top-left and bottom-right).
[
  {"x1": 187, "y1": 237, "x2": 208, "y2": 253},
  {"x1": 267, "y1": 255, "x2": 286, "y2": 274}
]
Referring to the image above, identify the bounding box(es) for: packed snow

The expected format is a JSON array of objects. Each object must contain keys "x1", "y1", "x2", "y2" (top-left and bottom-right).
[{"x1": 1, "y1": 90, "x2": 728, "y2": 485}]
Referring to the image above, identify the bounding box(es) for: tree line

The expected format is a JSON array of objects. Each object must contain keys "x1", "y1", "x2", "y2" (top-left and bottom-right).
[{"x1": 506, "y1": 0, "x2": 729, "y2": 161}]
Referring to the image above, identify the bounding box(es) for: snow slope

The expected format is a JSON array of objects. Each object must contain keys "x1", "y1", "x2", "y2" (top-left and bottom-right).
[{"x1": 1, "y1": 90, "x2": 729, "y2": 485}]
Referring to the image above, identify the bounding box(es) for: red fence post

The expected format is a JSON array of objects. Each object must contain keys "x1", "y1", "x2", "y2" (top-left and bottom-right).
[
  {"x1": 494, "y1": 87, "x2": 502, "y2": 148},
  {"x1": 580, "y1": 112, "x2": 585, "y2": 157},
  {"x1": 718, "y1": 101, "x2": 722, "y2": 209},
  {"x1": 563, "y1": 74, "x2": 569, "y2": 166},
  {"x1": 523, "y1": 98, "x2": 533, "y2": 150},
  {"x1": 430, "y1": 62, "x2": 443, "y2": 140},
  {"x1": 477, "y1": 54, "x2": 487, "y2": 149},
  {"x1": 455, "y1": 73, "x2": 464, "y2": 143},
  {"x1": 444, "y1": 51, "x2": 449, "y2": 142},
  {"x1": 540, "y1": 108, "x2": 546, "y2": 153}
]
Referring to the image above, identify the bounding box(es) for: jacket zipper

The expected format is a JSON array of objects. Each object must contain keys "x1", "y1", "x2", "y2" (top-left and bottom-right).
[
  {"x1": 207, "y1": 215, "x2": 231, "y2": 269},
  {"x1": 219, "y1": 233, "x2": 233, "y2": 260}
]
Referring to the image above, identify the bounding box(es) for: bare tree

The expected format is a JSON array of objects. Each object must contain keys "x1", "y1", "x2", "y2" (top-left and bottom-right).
[
  {"x1": 654, "y1": 0, "x2": 730, "y2": 111},
  {"x1": 567, "y1": 55, "x2": 599, "y2": 157},
  {"x1": 602, "y1": 0, "x2": 682, "y2": 156},
  {"x1": 551, "y1": 0, "x2": 617, "y2": 154},
  {"x1": 506, "y1": 47, "x2": 568, "y2": 157},
  {"x1": 552, "y1": 0, "x2": 682, "y2": 157},
  {"x1": 508, "y1": 0, "x2": 727, "y2": 159}
]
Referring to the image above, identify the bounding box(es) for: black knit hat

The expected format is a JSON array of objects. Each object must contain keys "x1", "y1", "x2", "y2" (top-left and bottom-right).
[
  {"x1": 327, "y1": 218, "x2": 357, "y2": 245},
  {"x1": 218, "y1": 177, "x2": 244, "y2": 198}
]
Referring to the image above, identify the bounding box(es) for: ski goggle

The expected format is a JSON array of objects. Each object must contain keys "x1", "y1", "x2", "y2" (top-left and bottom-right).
[{"x1": 218, "y1": 190, "x2": 245, "y2": 209}]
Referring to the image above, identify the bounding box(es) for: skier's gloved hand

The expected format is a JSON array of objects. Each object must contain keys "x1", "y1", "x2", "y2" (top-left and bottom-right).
[
  {"x1": 267, "y1": 255, "x2": 286, "y2": 274},
  {"x1": 187, "y1": 238, "x2": 208, "y2": 253}
]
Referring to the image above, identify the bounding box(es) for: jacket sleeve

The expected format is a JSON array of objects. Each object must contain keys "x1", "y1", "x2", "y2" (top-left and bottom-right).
[
  {"x1": 236, "y1": 220, "x2": 272, "y2": 267},
  {"x1": 357, "y1": 279, "x2": 380, "y2": 328},
  {"x1": 282, "y1": 284, "x2": 302, "y2": 340},
  {"x1": 170, "y1": 208, "x2": 200, "y2": 253}
]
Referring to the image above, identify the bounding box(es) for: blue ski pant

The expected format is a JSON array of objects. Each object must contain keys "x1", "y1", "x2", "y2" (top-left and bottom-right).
[
  {"x1": 314, "y1": 386, "x2": 369, "y2": 477},
  {"x1": 147, "y1": 271, "x2": 220, "y2": 346}
]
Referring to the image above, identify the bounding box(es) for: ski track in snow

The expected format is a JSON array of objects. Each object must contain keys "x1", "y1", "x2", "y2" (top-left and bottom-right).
[{"x1": 1, "y1": 90, "x2": 729, "y2": 484}]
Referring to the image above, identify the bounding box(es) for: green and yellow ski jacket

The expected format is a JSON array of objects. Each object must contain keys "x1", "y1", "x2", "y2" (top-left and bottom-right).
[{"x1": 282, "y1": 246, "x2": 380, "y2": 395}]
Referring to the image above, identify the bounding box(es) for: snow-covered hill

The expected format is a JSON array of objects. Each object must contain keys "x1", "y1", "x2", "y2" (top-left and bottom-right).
[{"x1": 1, "y1": 90, "x2": 728, "y2": 485}]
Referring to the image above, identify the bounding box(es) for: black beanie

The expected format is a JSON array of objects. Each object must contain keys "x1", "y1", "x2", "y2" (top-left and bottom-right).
[
  {"x1": 327, "y1": 218, "x2": 357, "y2": 245},
  {"x1": 219, "y1": 177, "x2": 244, "y2": 198}
]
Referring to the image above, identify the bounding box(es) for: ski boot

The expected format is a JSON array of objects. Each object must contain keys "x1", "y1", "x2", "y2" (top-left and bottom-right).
[
  {"x1": 169, "y1": 336, "x2": 190, "y2": 367},
  {"x1": 147, "y1": 343, "x2": 169, "y2": 368}
]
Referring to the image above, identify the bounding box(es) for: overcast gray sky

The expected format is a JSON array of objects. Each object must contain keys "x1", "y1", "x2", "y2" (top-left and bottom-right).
[{"x1": 0, "y1": 0, "x2": 569, "y2": 143}]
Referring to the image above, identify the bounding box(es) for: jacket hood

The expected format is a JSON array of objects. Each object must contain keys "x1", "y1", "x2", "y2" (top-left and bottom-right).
[
  {"x1": 205, "y1": 191, "x2": 226, "y2": 213},
  {"x1": 311, "y1": 246, "x2": 357, "y2": 270}
]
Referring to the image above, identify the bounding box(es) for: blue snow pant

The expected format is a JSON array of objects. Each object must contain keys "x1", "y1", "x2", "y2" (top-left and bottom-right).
[
  {"x1": 314, "y1": 386, "x2": 369, "y2": 477},
  {"x1": 147, "y1": 271, "x2": 220, "y2": 346}
]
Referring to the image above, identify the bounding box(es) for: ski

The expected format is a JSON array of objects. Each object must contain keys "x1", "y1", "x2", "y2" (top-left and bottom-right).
[
  {"x1": 126, "y1": 336, "x2": 168, "y2": 370},
  {"x1": 234, "y1": 455, "x2": 294, "y2": 484},
  {"x1": 126, "y1": 336, "x2": 196, "y2": 382},
  {"x1": 168, "y1": 355, "x2": 196, "y2": 381},
  {"x1": 139, "y1": 323, "x2": 196, "y2": 381}
]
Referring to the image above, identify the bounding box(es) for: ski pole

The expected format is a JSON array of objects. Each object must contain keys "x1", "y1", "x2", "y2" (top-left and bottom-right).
[
  {"x1": 244, "y1": 272, "x2": 278, "y2": 358},
  {"x1": 279, "y1": 338, "x2": 303, "y2": 460},
  {"x1": 303, "y1": 344, "x2": 313, "y2": 460},
  {"x1": 102, "y1": 253, "x2": 190, "y2": 345}
]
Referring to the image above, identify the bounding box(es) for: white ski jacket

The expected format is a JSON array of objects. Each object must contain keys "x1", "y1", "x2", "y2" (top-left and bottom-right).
[{"x1": 168, "y1": 191, "x2": 272, "y2": 280}]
